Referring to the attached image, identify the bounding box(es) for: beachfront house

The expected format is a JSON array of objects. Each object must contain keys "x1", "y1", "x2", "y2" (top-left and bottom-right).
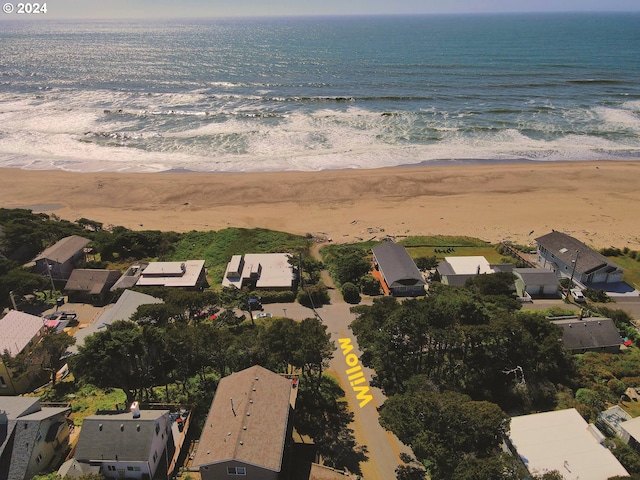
[
  {"x1": 371, "y1": 242, "x2": 426, "y2": 296},
  {"x1": 508, "y1": 408, "x2": 629, "y2": 479},
  {"x1": 29, "y1": 235, "x2": 91, "y2": 281},
  {"x1": 0, "y1": 396, "x2": 72, "y2": 480},
  {"x1": 135, "y1": 260, "x2": 208, "y2": 290},
  {"x1": 222, "y1": 253, "x2": 294, "y2": 290},
  {"x1": 193, "y1": 365, "x2": 297, "y2": 480},
  {"x1": 550, "y1": 317, "x2": 623, "y2": 354},
  {"x1": 535, "y1": 231, "x2": 624, "y2": 285},
  {"x1": 0, "y1": 311, "x2": 48, "y2": 395},
  {"x1": 437, "y1": 255, "x2": 515, "y2": 287},
  {"x1": 63, "y1": 269, "x2": 122, "y2": 305},
  {"x1": 66, "y1": 405, "x2": 177, "y2": 480}
]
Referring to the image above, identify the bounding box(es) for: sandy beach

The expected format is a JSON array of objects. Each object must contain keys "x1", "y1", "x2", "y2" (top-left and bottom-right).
[{"x1": 1, "y1": 160, "x2": 639, "y2": 249}]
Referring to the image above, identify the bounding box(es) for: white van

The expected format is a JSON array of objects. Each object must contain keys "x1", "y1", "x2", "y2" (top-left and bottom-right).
[{"x1": 570, "y1": 289, "x2": 586, "y2": 303}]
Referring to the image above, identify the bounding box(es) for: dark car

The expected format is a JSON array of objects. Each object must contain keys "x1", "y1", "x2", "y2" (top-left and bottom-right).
[{"x1": 44, "y1": 310, "x2": 78, "y2": 324}]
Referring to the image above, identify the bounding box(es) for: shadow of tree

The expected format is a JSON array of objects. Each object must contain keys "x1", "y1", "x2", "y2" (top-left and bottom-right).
[{"x1": 294, "y1": 374, "x2": 368, "y2": 474}]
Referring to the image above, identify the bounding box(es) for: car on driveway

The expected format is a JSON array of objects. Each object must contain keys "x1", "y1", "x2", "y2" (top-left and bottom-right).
[
  {"x1": 44, "y1": 310, "x2": 78, "y2": 324},
  {"x1": 255, "y1": 312, "x2": 272, "y2": 319},
  {"x1": 570, "y1": 289, "x2": 586, "y2": 303}
]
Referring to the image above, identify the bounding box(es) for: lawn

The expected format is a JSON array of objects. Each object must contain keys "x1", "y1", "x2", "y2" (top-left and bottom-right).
[{"x1": 604, "y1": 254, "x2": 640, "y2": 291}]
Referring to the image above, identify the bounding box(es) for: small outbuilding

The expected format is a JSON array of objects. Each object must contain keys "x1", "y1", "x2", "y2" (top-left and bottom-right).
[{"x1": 513, "y1": 267, "x2": 560, "y2": 298}]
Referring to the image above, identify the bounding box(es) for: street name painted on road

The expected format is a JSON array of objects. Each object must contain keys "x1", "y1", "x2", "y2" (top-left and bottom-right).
[{"x1": 339, "y1": 337, "x2": 373, "y2": 408}]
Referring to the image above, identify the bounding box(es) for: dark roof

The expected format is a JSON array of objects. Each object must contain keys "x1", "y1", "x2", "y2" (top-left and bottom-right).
[
  {"x1": 535, "y1": 231, "x2": 622, "y2": 275},
  {"x1": 74, "y1": 410, "x2": 169, "y2": 462},
  {"x1": 372, "y1": 242, "x2": 425, "y2": 288},
  {"x1": 64, "y1": 269, "x2": 122, "y2": 294},
  {"x1": 34, "y1": 236, "x2": 91, "y2": 264},
  {"x1": 193, "y1": 365, "x2": 293, "y2": 472},
  {"x1": 551, "y1": 318, "x2": 622, "y2": 351},
  {"x1": 513, "y1": 268, "x2": 560, "y2": 286}
]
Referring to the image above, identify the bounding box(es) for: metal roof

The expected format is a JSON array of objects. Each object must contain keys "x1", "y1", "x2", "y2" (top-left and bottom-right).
[
  {"x1": 372, "y1": 242, "x2": 425, "y2": 288},
  {"x1": 34, "y1": 235, "x2": 91, "y2": 264}
]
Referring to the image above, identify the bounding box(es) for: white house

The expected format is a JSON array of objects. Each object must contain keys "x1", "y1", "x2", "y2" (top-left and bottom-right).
[{"x1": 222, "y1": 253, "x2": 294, "y2": 290}]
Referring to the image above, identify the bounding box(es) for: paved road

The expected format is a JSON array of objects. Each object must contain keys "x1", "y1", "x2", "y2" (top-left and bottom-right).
[{"x1": 264, "y1": 299, "x2": 412, "y2": 480}]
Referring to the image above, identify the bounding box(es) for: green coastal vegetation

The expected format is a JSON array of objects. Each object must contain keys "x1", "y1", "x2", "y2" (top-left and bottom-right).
[{"x1": 2, "y1": 208, "x2": 640, "y2": 479}]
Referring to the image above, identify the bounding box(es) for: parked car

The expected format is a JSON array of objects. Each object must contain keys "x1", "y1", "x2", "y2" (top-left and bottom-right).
[
  {"x1": 255, "y1": 312, "x2": 272, "y2": 319},
  {"x1": 44, "y1": 310, "x2": 78, "y2": 323},
  {"x1": 570, "y1": 289, "x2": 586, "y2": 303}
]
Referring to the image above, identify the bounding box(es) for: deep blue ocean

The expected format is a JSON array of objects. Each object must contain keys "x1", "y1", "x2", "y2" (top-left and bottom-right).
[{"x1": 1, "y1": 13, "x2": 639, "y2": 172}]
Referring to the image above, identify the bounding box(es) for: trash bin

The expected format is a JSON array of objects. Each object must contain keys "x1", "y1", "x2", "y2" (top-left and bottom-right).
[{"x1": 56, "y1": 297, "x2": 65, "y2": 307}]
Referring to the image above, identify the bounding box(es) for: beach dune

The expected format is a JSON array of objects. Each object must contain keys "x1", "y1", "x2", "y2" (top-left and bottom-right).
[{"x1": 1, "y1": 161, "x2": 639, "y2": 248}]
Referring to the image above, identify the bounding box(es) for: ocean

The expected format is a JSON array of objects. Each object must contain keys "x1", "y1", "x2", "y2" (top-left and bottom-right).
[{"x1": 1, "y1": 13, "x2": 639, "y2": 173}]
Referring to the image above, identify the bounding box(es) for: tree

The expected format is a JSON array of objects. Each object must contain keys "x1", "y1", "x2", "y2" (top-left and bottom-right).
[
  {"x1": 359, "y1": 274, "x2": 382, "y2": 295},
  {"x1": 32, "y1": 329, "x2": 75, "y2": 386},
  {"x1": 0, "y1": 267, "x2": 48, "y2": 310},
  {"x1": 415, "y1": 256, "x2": 438, "y2": 271},
  {"x1": 293, "y1": 317, "x2": 334, "y2": 392},
  {"x1": 341, "y1": 282, "x2": 361, "y2": 304},
  {"x1": 131, "y1": 303, "x2": 182, "y2": 327},
  {"x1": 334, "y1": 251, "x2": 371, "y2": 285}
]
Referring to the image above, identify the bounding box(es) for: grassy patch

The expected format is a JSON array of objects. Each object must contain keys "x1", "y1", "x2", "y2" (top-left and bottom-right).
[
  {"x1": 604, "y1": 254, "x2": 640, "y2": 290},
  {"x1": 398, "y1": 236, "x2": 491, "y2": 248},
  {"x1": 405, "y1": 246, "x2": 507, "y2": 264},
  {"x1": 168, "y1": 228, "x2": 308, "y2": 284}
]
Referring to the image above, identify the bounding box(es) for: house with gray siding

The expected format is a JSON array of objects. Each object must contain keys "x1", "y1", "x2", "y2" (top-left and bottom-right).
[
  {"x1": 550, "y1": 317, "x2": 622, "y2": 354},
  {"x1": 371, "y1": 242, "x2": 425, "y2": 296},
  {"x1": 30, "y1": 235, "x2": 91, "y2": 281},
  {"x1": 513, "y1": 268, "x2": 560, "y2": 298},
  {"x1": 535, "y1": 231, "x2": 624, "y2": 285}
]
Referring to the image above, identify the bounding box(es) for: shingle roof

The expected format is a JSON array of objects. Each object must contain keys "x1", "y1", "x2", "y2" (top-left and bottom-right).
[
  {"x1": 0, "y1": 310, "x2": 44, "y2": 357},
  {"x1": 74, "y1": 410, "x2": 169, "y2": 462},
  {"x1": 535, "y1": 231, "x2": 622, "y2": 275},
  {"x1": 64, "y1": 269, "x2": 122, "y2": 294},
  {"x1": 551, "y1": 317, "x2": 622, "y2": 351},
  {"x1": 193, "y1": 365, "x2": 293, "y2": 472},
  {"x1": 513, "y1": 268, "x2": 560, "y2": 286},
  {"x1": 34, "y1": 236, "x2": 91, "y2": 264},
  {"x1": 372, "y1": 242, "x2": 425, "y2": 288}
]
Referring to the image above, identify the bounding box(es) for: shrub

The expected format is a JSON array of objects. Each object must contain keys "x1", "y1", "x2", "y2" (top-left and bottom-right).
[
  {"x1": 583, "y1": 288, "x2": 610, "y2": 303},
  {"x1": 341, "y1": 282, "x2": 361, "y2": 304},
  {"x1": 297, "y1": 283, "x2": 330, "y2": 308},
  {"x1": 359, "y1": 275, "x2": 382, "y2": 296},
  {"x1": 415, "y1": 256, "x2": 438, "y2": 271},
  {"x1": 254, "y1": 290, "x2": 297, "y2": 303}
]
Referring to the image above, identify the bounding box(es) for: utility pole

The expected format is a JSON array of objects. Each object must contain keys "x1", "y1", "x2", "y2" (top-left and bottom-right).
[
  {"x1": 47, "y1": 263, "x2": 56, "y2": 296},
  {"x1": 569, "y1": 249, "x2": 580, "y2": 288}
]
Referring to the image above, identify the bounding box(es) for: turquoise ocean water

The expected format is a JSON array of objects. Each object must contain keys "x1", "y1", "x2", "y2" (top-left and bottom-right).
[{"x1": 0, "y1": 13, "x2": 639, "y2": 172}]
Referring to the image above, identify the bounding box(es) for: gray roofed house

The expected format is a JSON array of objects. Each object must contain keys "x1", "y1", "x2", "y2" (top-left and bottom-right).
[
  {"x1": 109, "y1": 263, "x2": 149, "y2": 291},
  {"x1": 0, "y1": 397, "x2": 71, "y2": 480},
  {"x1": 64, "y1": 269, "x2": 122, "y2": 305},
  {"x1": 535, "y1": 231, "x2": 624, "y2": 285},
  {"x1": 550, "y1": 317, "x2": 622, "y2": 353},
  {"x1": 513, "y1": 268, "x2": 560, "y2": 298},
  {"x1": 72, "y1": 408, "x2": 173, "y2": 480},
  {"x1": 68, "y1": 289, "x2": 163, "y2": 356},
  {"x1": 31, "y1": 235, "x2": 91, "y2": 281},
  {"x1": 371, "y1": 242, "x2": 426, "y2": 296},
  {"x1": 193, "y1": 365, "x2": 296, "y2": 480}
]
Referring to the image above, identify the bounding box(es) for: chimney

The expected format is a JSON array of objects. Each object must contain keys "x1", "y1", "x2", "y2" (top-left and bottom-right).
[{"x1": 130, "y1": 401, "x2": 141, "y2": 419}]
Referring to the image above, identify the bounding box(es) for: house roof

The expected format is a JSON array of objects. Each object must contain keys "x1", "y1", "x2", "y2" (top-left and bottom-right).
[
  {"x1": 69, "y1": 290, "x2": 163, "y2": 355},
  {"x1": 513, "y1": 268, "x2": 560, "y2": 286},
  {"x1": 222, "y1": 253, "x2": 294, "y2": 289},
  {"x1": 509, "y1": 408, "x2": 629, "y2": 480},
  {"x1": 74, "y1": 410, "x2": 169, "y2": 463},
  {"x1": 372, "y1": 242, "x2": 425, "y2": 288},
  {"x1": 33, "y1": 235, "x2": 91, "y2": 264},
  {"x1": 0, "y1": 397, "x2": 41, "y2": 419},
  {"x1": 193, "y1": 365, "x2": 294, "y2": 472},
  {"x1": 64, "y1": 269, "x2": 122, "y2": 294},
  {"x1": 110, "y1": 263, "x2": 149, "y2": 291},
  {"x1": 620, "y1": 416, "x2": 640, "y2": 444},
  {"x1": 551, "y1": 317, "x2": 622, "y2": 351},
  {"x1": 535, "y1": 231, "x2": 622, "y2": 275},
  {"x1": 0, "y1": 310, "x2": 44, "y2": 357},
  {"x1": 443, "y1": 256, "x2": 494, "y2": 275},
  {"x1": 136, "y1": 260, "x2": 205, "y2": 288}
]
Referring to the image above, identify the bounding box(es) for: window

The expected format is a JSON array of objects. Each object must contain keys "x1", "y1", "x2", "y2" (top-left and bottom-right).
[
  {"x1": 0, "y1": 376, "x2": 7, "y2": 388},
  {"x1": 107, "y1": 466, "x2": 116, "y2": 472},
  {"x1": 155, "y1": 422, "x2": 160, "y2": 435},
  {"x1": 153, "y1": 451, "x2": 158, "y2": 463},
  {"x1": 36, "y1": 453, "x2": 42, "y2": 464},
  {"x1": 227, "y1": 467, "x2": 247, "y2": 475}
]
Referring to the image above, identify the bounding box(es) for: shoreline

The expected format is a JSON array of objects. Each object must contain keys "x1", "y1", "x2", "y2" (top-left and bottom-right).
[{"x1": 2, "y1": 160, "x2": 640, "y2": 248}]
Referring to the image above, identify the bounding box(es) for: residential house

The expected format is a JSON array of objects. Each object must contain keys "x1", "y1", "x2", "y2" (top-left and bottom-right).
[
  {"x1": 371, "y1": 242, "x2": 426, "y2": 296},
  {"x1": 193, "y1": 365, "x2": 297, "y2": 480},
  {"x1": 64, "y1": 269, "x2": 122, "y2": 305},
  {"x1": 0, "y1": 396, "x2": 71, "y2": 480},
  {"x1": 30, "y1": 236, "x2": 91, "y2": 281},
  {"x1": 67, "y1": 289, "x2": 163, "y2": 356},
  {"x1": 597, "y1": 406, "x2": 633, "y2": 442},
  {"x1": 437, "y1": 255, "x2": 515, "y2": 287},
  {"x1": 618, "y1": 415, "x2": 640, "y2": 454},
  {"x1": 550, "y1": 317, "x2": 622, "y2": 354},
  {"x1": 69, "y1": 405, "x2": 175, "y2": 480},
  {"x1": 222, "y1": 254, "x2": 294, "y2": 290},
  {"x1": 508, "y1": 408, "x2": 629, "y2": 480},
  {"x1": 535, "y1": 231, "x2": 624, "y2": 285},
  {"x1": 0, "y1": 311, "x2": 48, "y2": 395},
  {"x1": 110, "y1": 263, "x2": 149, "y2": 291},
  {"x1": 135, "y1": 260, "x2": 208, "y2": 290},
  {"x1": 513, "y1": 268, "x2": 560, "y2": 298}
]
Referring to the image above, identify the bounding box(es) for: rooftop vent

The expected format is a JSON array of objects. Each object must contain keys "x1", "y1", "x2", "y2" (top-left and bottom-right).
[{"x1": 130, "y1": 401, "x2": 141, "y2": 419}]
